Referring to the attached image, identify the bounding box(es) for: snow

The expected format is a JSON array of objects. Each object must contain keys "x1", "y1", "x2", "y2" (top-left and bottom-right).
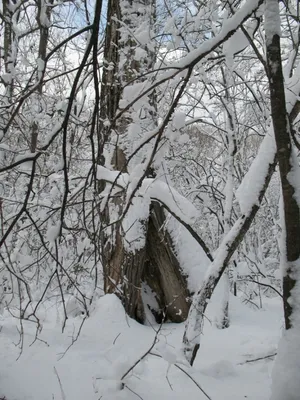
[
  {"x1": 270, "y1": 261, "x2": 300, "y2": 400},
  {"x1": 167, "y1": 217, "x2": 210, "y2": 293},
  {"x1": 46, "y1": 222, "x2": 61, "y2": 243},
  {"x1": 97, "y1": 166, "x2": 199, "y2": 226},
  {"x1": 223, "y1": 20, "x2": 259, "y2": 59},
  {"x1": 172, "y1": 111, "x2": 186, "y2": 130},
  {"x1": 0, "y1": 294, "x2": 282, "y2": 400},
  {"x1": 166, "y1": 0, "x2": 262, "y2": 70},
  {"x1": 37, "y1": 58, "x2": 45, "y2": 72},
  {"x1": 264, "y1": 0, "x2": 281, "y2": 45},
  {"x1": 97, "y1": 166, "x2": 129, "y2": 188},
  {"x1": 236, "y1": 131, "x2": 276, "y2": 215},
  {"x1": 287, "y1": 148, "x2": 300, "y2": 209},
  {"x1": 271, "y1": 327, "x2": 300, "y2": 400},
  {"x1": 122, "y1": 193, "x2": 150, "y2": 251}
]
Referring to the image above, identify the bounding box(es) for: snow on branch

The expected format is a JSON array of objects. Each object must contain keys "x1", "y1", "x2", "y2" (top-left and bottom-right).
[
  {"x1": 97, "y1": 165, "x2": 198, "y2": 226},
  {"x1": 182, "y1": 159, "x2": 276, "y2": 366},
  {"x1": 172, "y1": 0, "x2": 264, "y2": 70},
  {"x1": 182, "y1": 48, "x2": 300, "y2": 367},
  {"x1": 97, "y1": 165, "x2": 215, "y2": 261},
  {"x1": 264, "y1": 0, "x2": 281, "y2": 45},
  {"x1": 236, "y1": 54, "x2": 300, "y2": 215},
  {"x1": 114, "y1": 0, "x2": 264, "y2": 125},
  {"x1": 236, "y1": 132, "x2": 276, "y2": 215}
]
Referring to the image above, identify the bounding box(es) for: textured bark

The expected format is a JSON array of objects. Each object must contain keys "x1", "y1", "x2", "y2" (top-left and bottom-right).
[
  {"x1": 98, "y1": 0, "x2": 146, "y2": 320},
  {"x1": 104, "y1": 226, "x2": 146, "y2": 322},
  {"x1": 266, "y1": 3, "x2": 300, "y2": 400},
  {"x1": 144, "y1": 203, "x2": 191, "y2": 322},
  {"x1": 3, "y1": 0, "x2": 13, "y2": 70},
  {"x1": 98, "y1": 0, "x2": 121, "y2": 155},
  {"x1": 30, "y1": 0, "x2": 52, "y2": 153},
  {"x1": 99, "y1": 0, "x2": 191, "y2": 323},
  {"x1": 2, "y1": 0, "x2": 14, "y2": 101},
  {"x1": 215, "y1": 65, "x2": 238, "y2": 330}
]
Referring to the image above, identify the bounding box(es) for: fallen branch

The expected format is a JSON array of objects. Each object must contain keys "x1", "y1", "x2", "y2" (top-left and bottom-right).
[{"x1": 239, "y1": 353, "x2": 277, "y2": 365}]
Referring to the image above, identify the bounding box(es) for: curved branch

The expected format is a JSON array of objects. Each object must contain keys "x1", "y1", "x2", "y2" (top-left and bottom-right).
[{"x1": 152, "y1": 198, "x2": 213, "y2": 262}]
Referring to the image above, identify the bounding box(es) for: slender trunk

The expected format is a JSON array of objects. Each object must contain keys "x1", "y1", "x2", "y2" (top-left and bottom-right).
[
  {"x1": 31, "y1": 0, "x2": 52, "y2": 153},
  {"x1": 3, "y1": 0, "x2": 14, "y2": 101},
  {"x1": 265, "y1": 2, "x2": 300, "y2": 331},
  {"x1": 264, "y1": 1, "x2": 300, "y2": 398},
  {"x1": 215, "y1": 67, "x2": 237, "y2": 329}
]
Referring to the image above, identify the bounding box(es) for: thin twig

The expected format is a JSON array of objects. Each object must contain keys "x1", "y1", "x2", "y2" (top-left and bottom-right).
[
  {"x1": 54, "y1": 366, "x2": 66, "y2": 400},
  {"x1": 121, "y1": 322, "x2": 163, "y2": 382},
  {"x1": 149, "y1": 352, "x2": 212, "y2": 400},
  {"x1": 239, "y1": 353, "x2": 277, "y2": 365}
]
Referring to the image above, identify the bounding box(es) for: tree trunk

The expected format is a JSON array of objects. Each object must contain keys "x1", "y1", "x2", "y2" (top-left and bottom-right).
[
  {"x1": 143, "y1": 203, "x2": 191, "y2": 322},
  {"x1": 215, "y1": 65, "x2": 238, "y2": 330},
  {"x1": 264, "y1": 1, "x2": 300, "y2": 398},
  {"x1": 3, "y1": 0, "x2": 14, "y2": 101},
  {"x1": 265, "y1": 1, "x2": 300, "y2": 331},
  {"x1": 98, "y1": 0, "x2": 191, "y2": 323},
  {"x1": 30, "y1": 0, "x2": 52, "y2": 153}
]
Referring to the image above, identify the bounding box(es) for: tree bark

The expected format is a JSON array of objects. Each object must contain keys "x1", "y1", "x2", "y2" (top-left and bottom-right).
[
  {"x1": 3, "y1": 0, "x2": 14, "y2": 101},
  {"x1": 30, "y1": 0, "x2": 52, "y2": 153},
  {"x1": 265, "y1": 2, "x2": 300, "y2": 399},
  {"x1": 98, "y1": 0, "x2": 191, "y2": 323},
  {"x1": 265, "y1": 0, "x2": 300, "y2": 331},
  {"x1": 144, "y1": 203, "x2": 191, "y2": 322}
]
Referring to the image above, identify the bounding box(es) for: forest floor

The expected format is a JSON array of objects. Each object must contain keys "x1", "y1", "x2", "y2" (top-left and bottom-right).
[{"x1": 0, "y1": 293, "x2": 282, "y2": 400}]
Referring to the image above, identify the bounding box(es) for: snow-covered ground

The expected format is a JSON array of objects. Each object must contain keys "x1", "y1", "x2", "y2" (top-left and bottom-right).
[{"x1": 0, "y1": 294, "x2": 282, "y2": 400}]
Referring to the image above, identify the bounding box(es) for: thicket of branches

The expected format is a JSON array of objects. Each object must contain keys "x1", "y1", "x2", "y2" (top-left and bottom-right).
[{"x1": 1, "y1": 1, "x2": 300, "y2": 394}]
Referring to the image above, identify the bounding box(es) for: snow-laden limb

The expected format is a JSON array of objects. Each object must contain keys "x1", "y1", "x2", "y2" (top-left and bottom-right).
[
  {"x1": 145, "y1": 178, "x2": 198, "y2": 225},
  {"x1": 182, "y1": 143, "x2": 277, "y2": 365},
  {"x1": 114, "y1": 0, "x2": 264, "y2": 124},
  {"x1": 223, "y1": 19, "x2": 259, "y2": 59},
  {"x1": 264, "y1": 0, "x2": 281, "y2": 46},
  {"x1": 236, "y1": 57, "x2": 300, "y2": 215},
  {"x1": 97, "y1": 164, "x2": 216, "y2": 261},
  {"x1": 183, "y1": 62, "x2": 300, "y2": 363},
  {"x1": 167, "y1": 0, "x2": 263, "y2": 70},
  {"x1": 236, "y1": 132, "x2": 276, "y2": 215},
  {"x1": 97, "y1": 165, "x2": 198, "y2": 226},
  {"x1": 96, "y1": 166, "x2": 129, "y2": 189}
]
